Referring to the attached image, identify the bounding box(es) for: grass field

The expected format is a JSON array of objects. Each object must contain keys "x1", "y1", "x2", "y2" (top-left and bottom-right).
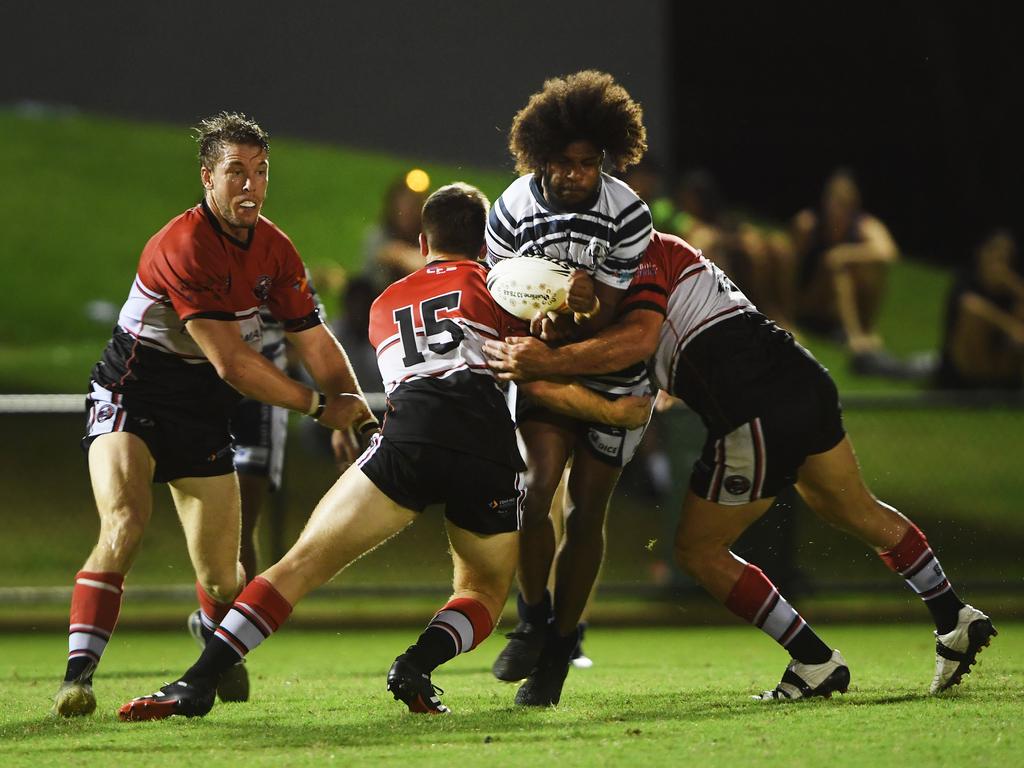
[{"x1": 1, "y1": 626, "x2": 1019, "y2": 767}]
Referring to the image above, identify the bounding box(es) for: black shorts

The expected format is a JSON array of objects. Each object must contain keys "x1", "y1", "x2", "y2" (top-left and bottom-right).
[
  {"x1": 82, "y1": 380, "x2": 234, "y2": 483},
  {"x1": 689, "y1": 363, "x2": 845, "y2": 505},
  {"x1": 356, "y1": 435, "x2": 525, "y2": 535}
]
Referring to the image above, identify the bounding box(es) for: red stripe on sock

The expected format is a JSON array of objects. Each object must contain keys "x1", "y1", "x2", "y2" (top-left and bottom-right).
[
  {"x1": 69, "y1": 570, "x2": 124, "y2": 638},
  {"x1": 442, "y1": 597, "x2": 493, "y2": 650},
  {"x1": 725, "y1": 564, "x2": 776, "y2": 624},
  {"x1": 233, "y1": 577, "x2": 293, "y2": 632},
  {"x1": 195, "y1": 581, "x2": 233, "y2": 624},
  {"x1": 878, "y1": 524, "x2": 930, "y2": 575}
]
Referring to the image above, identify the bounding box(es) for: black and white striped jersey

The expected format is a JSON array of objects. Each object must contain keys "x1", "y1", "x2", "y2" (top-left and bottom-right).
[{"x1": 485, "y1": 173, "x2": 653, "y2": 290}]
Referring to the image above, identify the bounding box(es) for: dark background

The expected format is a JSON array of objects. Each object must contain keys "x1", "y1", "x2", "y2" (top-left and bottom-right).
[{"x1": 4, "y1": 1, "x2": 1019, "y2": 264}]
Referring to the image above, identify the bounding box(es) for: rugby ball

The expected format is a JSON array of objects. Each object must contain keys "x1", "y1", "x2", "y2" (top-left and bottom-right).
[{"x1": 486, "y1": 256, "x2": 571, "y2": 321}]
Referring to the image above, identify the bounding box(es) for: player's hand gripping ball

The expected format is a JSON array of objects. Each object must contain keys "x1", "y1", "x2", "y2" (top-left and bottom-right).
[{"x1": 486, "y1": 256, "x2": 572, "y2": 321}]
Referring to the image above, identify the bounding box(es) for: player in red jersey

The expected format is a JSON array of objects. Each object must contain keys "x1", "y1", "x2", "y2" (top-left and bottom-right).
[
  {"x1": 54, "y1": 113, "x2": 376, "y2": 718},
  {"x1": 485, "y1": 230, "x2": 996, "y2": 699},
  {"x1": 117, "y1": 183, "x2": 649, "y2": 721}
]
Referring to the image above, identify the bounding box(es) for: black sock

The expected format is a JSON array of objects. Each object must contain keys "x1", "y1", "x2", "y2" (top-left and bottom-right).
[
  {"x1": 927, "y1": 590, "x2": 966, "y2": 635},
  {"x1": 404, "y1": 628, "x2": 458, "y2": 674},
  {"x1": 786, "y1": 625, "x2": 833, "y2": 665},
  {"x1": 517, "y1": 590, "x2": 552, "y2": 625},
  {"x1": 181, "y1": 637, "x2": 240, "y2": 687},
  {"x1": 64, "y1": 657, "x2": 96, "y2": 684}
]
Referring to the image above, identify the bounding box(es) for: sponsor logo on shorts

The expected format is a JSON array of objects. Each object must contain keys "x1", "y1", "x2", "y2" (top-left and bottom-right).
[
  {"x1": 207, "y1": 443, "x2": 234, "y2": 463},
  {"x1": 488, "y1": 497, "x2": 518, "y2": 516},
  {"x1": 96, "y1": 404, "x2": 116, "y2": 423},
  {"x1": 724, "y1": 474, "x2": 751, "y2": 496}
]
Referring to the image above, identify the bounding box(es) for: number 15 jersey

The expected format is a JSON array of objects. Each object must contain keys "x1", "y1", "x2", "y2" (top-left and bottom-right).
[{"x1": 368, "y1": 259, "x2": 526, "y2": 469}]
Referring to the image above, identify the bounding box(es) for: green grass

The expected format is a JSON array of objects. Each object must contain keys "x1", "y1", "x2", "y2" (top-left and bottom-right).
[
  {"x1": 1, "y1": 626, "x2": 1019, "y2": 767},
  {"x1": 1, "y1": 108, "x2": 513, "y2": 392}
]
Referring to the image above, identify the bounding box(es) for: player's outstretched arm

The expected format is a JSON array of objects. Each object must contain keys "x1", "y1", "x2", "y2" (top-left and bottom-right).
[
  {"x1": 189, "y1": 317, "x2": 324, "y2": 413},
  {"x1": 485, "y1": 308, "x2": 663, "y2": 381},
  {"x1": 520, "y1": 380, "x2": 651, "y2": 429}
]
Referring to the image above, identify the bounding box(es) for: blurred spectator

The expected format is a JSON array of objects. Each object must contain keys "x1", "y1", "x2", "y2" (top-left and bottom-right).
[
  {"x1": 618, "y1": 157, "x2": 675, "y2": 233},
  {"x1": 792, "y1": 168, "x2": 903, "y2": 374},
  {"x1": 332, "y1": 275, "x2": 385, "y2": 401},
  {"x1": 671, "y1": 170, "x2": 796, "y2": 327},
  {"x1": 362, "y1": 172, "x2": 429, "y2": 291},
  {"x1": 935, "y1": 229, "x2": 1024, "y2": 389}
]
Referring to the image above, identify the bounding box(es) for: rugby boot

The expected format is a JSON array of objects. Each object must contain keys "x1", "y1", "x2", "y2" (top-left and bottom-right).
[
  {"x1": 492, "y1": 592, "x2": 551, "y2": 682},
  {"x1": 187, "y1": 608, "x2": 250, "y2": 702},
  {"x1": 118, "y1": 679, "x2": 215, "y2": 721},
  {"x1": 387, "y1": 654, "x2": 450, "y2": 714},
  {"x1": 52, "y1": 662, "x2": 97, "y2": 718},
  {"x1": 930, "y1": 604, "x2": 997, "y2": 694},
  {"x1": 754, "y1": 650, "x2": 850, "y2": 701},
  {"x1": 570, "y1": 622, "x2": 593, "y2": 669},
  {"x1": 514, "y1": 625, "x2": 578, "y2": 707}
]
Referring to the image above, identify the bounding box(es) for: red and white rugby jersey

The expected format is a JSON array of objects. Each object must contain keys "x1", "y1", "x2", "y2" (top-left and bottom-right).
[
  {"x1": 369, "y1": 259, "x2": 526, "y2": 467},
  {"x1": 93, "y1": 200, "x2": 320, "y2": 396},
  {"x1": 619, "y1": 231, "x2": 754, "y2": 392}
]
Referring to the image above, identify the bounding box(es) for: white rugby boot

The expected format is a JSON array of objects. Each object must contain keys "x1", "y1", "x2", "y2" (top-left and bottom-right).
[
  {"x1": 931, "y1": 604, "x2": 997, "y2": 694},
  {"x1": 755, "y1": 649, "x2": 850, "y2": 701}
]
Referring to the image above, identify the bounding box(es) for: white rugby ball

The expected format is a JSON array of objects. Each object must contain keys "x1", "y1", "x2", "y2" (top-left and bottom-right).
[{"x1": 486, "y1": 256, "x2": 571, "y2": 321}]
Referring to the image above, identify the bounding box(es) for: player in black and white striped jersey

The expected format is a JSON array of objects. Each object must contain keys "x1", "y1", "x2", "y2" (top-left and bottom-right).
[
  {"x1": 484, "y1": 71, "x2": 655, "y2": 706},
  {"x1": 486, "y1": 230, "x2": 997, "y2": 700}
]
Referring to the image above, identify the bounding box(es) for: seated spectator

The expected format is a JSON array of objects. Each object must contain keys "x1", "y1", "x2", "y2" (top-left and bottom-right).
[
  {"x1": 792, "y1": 168, "x2": 901, "y2": 373},
  {"x1": 362, "y1": 172, "x2": 429, "y2": 291},
  {"x1": 936, "y1": 229, "x2": 1024, "y2": 389},
  {"x1": 672, "y1": 170, "x2": 796, "y2": 327},
  {"x1": 332, "y1": 275, "x2": 385, "y2": 400}
]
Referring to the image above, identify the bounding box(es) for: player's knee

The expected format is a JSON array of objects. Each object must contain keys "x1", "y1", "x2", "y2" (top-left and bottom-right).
[
  {"x1": 96, "y1": 508, "x2": 147, "y2": 559},
  {"x1": 196, "y1": 566, "x2": 243, "y2": 604},
  {"x1": 672, "y1": 538, "x2": 715, "y2": 578}
]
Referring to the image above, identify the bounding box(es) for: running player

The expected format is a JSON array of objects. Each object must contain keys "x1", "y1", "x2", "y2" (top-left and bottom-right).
[
  {"x1": 485, "y1": 70, "x2": 654, "y2": 706},
  {"x1": 53, "y1": 112, "x2": 375, "y2": 717},
  {"x1": 117, "y1": 183, "x2": 649, "y2": 721},
  {"x1": 485, "y1": 230, "x2": 997, "y2": 699}
]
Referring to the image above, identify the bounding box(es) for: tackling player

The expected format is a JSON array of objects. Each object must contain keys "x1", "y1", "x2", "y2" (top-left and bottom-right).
[
  {"x1": 117, "y1": 182, "x2": 649, "y2": 720},
  {"x1": 485, "y1": 70, "x2": 654, "y2": 706},
  {"x1": 485, "y1": 230, "x2": 997, "y2": 699}
]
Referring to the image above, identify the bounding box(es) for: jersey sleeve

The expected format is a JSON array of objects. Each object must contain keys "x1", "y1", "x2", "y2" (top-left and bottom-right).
[
  {"x1": 485, "y1": 192, "x2": 519, "y2": 267},
  {"x1": 618, "y1": 240, "x2": 668, "y2": 318},
  {"x1": 267, "y1": 239, "x2": 321, "y2": 332},
  {"x1": 595, "y1": 198, "x2": 653, "y2": 290}
]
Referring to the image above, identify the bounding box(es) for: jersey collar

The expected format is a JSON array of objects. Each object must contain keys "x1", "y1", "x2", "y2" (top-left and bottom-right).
[{"x1": 200, "y1": 198, "x2": 255, "y2": 251}]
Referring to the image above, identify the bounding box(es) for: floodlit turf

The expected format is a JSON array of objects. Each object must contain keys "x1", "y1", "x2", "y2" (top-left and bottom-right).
[{"x1": 1, "y1": 626, "x2": 1019, "y2": 767}]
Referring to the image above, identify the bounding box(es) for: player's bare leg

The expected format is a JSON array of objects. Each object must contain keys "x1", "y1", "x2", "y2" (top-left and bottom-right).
[
  {"x1": 119, "y1": 465, "x2": 417, "y2": 721},
  {"x1": 552, "y1": 451, "x2": 620, "y2": 636},
  {"x1": 516, "y1": 452, "x2": 620, "y2": 706},
  {"x1": 389, "y1": 523, "x2": 519, "y2": 714},
  {"x1": 493, "y1": 416, "x2": 574, "y2": 682},
  {"x1": 673, "y1": 490, "x2": 848, "y2": 701},
  {"x1": 54, "y1": 432, "x2": 154, "y2": 717},
  {"x1": 796, "y1": 436, "x2": 995, "y2": 693},
  {"x1": 549, "y1": 470, "x2": 596, "y2": 668},
  {"x1": 171, "y1": 473, "x2": 248, "y2": 702}
]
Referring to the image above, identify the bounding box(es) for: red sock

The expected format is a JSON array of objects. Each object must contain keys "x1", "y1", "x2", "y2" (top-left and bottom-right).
[
  {"x1": 879, "y1": 523, "x2": 963, "y2": 633},
  {"x1": 66, "y1": 570, "x2": 124, "y2": 679},
  {"x1": 214, "y1": 577, "x2": 294, "y2": 658},
  {"x1": 195, "y1": 581, "x2": 235, "y2": 640},
  {"x1": 725, "y1": 564, "x2": 831, "y2": 663},
  {"x1": 406, "y1": 597, "x2": 494, "y2": 673}
]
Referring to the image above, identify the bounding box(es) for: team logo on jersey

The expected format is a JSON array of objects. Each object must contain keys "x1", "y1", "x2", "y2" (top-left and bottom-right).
[
  {"x1": 253, "y1": 275, "x2": 272, "y2": 302},
  {"x1": 96, "y1": 404, "x2": 116, "y2": 423},
  {"x1": 724, "y1": 474, "x2": 751, "y2": 496},
  {"x1": 584, "y1": 237, "x2": 608, "y2": 266},
  {"x1": 292, "y1": 274, "x2": 309, "y2": 293}
]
